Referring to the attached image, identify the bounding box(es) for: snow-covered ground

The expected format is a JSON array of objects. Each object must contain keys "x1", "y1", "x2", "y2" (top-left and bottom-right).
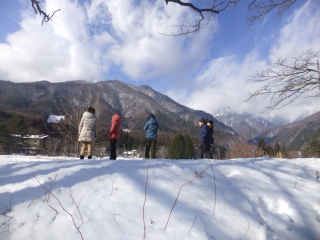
[{"x1": 1, "y1": 155, "x2": 320, "y2": 240}]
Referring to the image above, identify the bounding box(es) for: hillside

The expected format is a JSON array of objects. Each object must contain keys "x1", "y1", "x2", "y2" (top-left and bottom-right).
[
  {"x1": 0, "y1": 80, "x2": 237, "y2": 146},
  {"x1": 253, "y1": 111, "x2": 320, "y2": 150},
  {"x1": 213, "y1": 107, "x2": 276, "y2": 140}
]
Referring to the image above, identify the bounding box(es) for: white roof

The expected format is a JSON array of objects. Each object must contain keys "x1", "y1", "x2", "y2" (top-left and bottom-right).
[
  {"x1": 47, "y1": 115, "x2": 65, "y2": 123},
  {"x1": 11, "y1": 134, "x2": 48, "y2": 139}
]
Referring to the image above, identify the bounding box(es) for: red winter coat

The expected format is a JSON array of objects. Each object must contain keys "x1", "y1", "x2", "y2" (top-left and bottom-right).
[{"x1": 108, "y1": 114, "x2": 121, "y2": 140}]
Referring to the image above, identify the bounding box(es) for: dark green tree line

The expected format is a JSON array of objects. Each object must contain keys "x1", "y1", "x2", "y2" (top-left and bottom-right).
[
  {"x1": 0, "y1": 115, "x2": 28, "y2": 154},
  {"x1": 169, "y1": 133, "x2": 194, "y2": 159}
]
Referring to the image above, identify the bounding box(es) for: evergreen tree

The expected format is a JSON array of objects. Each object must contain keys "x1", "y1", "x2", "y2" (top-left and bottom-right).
[
  {"x1": 257, "y1": 138, "x2": 266, "y2": 151},
  {"x1": 0, "y1": 122, "x2": 10, "y2": 153},
  {"x1": 274, "y1": 141, "x2": 281, "y2": 156},
  {"x1": 0, "y1": 115, "x2": 28, "y2": 154},
  {"x1": 169, "y1": 134, "x2": 195, "y2": 159},
  {"x1": 281, "y1": 144, "x2": 288, "y2": 158},
  {"x1": 305, "y1": 140, "x2": 320, "y2": 157},
  {"x1": 265, "y1": 145, "x2": 274, "y2": 157},
  {"x1": 183, "y1": 134, "x2": 194, "y2": 159},
  {"x1": 168, "y1": 134, "x2": 185, "y2": 159}
]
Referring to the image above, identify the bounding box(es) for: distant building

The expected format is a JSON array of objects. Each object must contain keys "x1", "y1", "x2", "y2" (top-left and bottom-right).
[
  {"x1": 123, "y1": 150, "x2": 137, "y2": 158},
  {"x1": 47, "y1": 115, "x2": 65, "y2": 123},
  {"x1": 10, "y1": 134, "x2": 48, "y2": 154}
]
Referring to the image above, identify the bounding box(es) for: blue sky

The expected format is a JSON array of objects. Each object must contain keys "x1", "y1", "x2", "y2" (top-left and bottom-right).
[{"x1": 0, "y1": 0, "x2": 319, "y2": 121}]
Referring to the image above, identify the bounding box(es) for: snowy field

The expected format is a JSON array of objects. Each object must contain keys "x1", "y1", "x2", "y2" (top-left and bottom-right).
[{"x1": 0, "y1": 155, "x2": 320, "y2": 240}]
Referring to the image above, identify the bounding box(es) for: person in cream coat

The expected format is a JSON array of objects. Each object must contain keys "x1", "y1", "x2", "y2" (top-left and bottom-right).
[{"x1": 78, "y1": 107, "x2": 97, "y2": 159}]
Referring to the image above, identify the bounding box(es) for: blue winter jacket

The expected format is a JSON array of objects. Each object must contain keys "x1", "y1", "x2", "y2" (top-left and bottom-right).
[
  {"x1": 199, "y1": 124, "x2": 211, "y2": 143},
  {"x1": 144, "y1": 118, "x2": 159, "y2": 139}
]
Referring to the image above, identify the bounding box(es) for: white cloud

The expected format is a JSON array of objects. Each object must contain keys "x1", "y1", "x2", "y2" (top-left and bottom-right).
[
  {"x1": 0, "y1": 0, "x2": 104, "y2": 81},
  {"x1": 169, "y1": 1, "x2": 320, "y2": 120},
  {"x1": 168, "y1": 50, "x2": 266, "y2": 115},
  {"x1": 1, "y1": 0, "x2": 319, "y2": 122},
  {"x1": 0, "y1": 0, "x2": 217, "y2": 82},
  {"x1": 270, "y1": 0, "x2": 320, "y2": 58},
  {"x1": 95, "y1": 0, "x2": 216, "y2": 80},
  {"x1": 268, "y1": 0, "x2": 320, "y2": 120}
]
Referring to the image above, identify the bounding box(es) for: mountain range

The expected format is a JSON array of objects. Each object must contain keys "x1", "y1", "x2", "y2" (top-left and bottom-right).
[
  {"x1": 213, "y1": 107, "x2": 277, "y2": 140},
  {"x1": 1, "y1": 80, "x2": 319, "y2": 152},
  {"x1": 213, "y1": 107, "x2": 320, "y2": 151},
  {"x1": 253, "y1": 111, "x2": 320, "y2": 150},
  {"x1": 0, "y1": 80, "x2": 237, "y2": 146}
]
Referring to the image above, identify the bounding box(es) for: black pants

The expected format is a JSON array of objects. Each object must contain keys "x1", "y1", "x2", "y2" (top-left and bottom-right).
[
  {"x1": 199, "y1": 142, "x2": 213, "y2": 159},
  {"x1": 110, "y1": 139, "x2": 117, "y2": 160},
  {"x1": 145, "y1": 138, "x2": 157, "y2": 159}
]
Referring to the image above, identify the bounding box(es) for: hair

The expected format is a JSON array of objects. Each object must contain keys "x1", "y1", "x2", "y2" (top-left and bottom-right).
[
  {"x1": 148, "y1": 114, "x2": 156, "y2": 120},
  {"x1": 87, "y1": 106, "x2": 95, "y2": 114},
  {"x1": 199, "y1": 118, "x2": 206, "y2": 123}
]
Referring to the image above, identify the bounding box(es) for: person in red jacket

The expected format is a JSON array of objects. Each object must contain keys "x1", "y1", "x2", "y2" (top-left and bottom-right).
[{"x1": 108, "y1": 113, "x2": 121, "y2": 160}]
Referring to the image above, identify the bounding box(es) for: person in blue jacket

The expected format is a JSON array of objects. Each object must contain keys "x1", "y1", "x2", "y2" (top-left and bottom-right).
[
  {"x1": 143, "y1": 114, "x2": 159, "y2": 159},
  {"x1": 199, "y1": 118, "x2": 213, "y2": 159}
]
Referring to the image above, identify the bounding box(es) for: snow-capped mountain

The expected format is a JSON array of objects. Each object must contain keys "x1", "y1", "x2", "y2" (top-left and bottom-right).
[
  {"x1": 213, "y1": 107, "x2": 277, "y2": 140},
  {"x1": 264, "y1": 114, "x2": 290, "y2": 127}
]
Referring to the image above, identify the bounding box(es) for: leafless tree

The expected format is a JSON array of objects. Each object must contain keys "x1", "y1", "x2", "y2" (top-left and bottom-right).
[
  {"x1": 52, "y1": 84, "x2": 109, "y2": 156},
  {"x1": 31, "y1": 0, "x2": 60, "y2": 25},
  {"x1": 245, "y1": 49, "x2": 320, "y2": 111},
  {"x1": 247, "y1": 0, "x2": 298, "y2": 25},
  {"x1": 52, "y1": 88, "x2": 84, "y2": 156},
  {"x1": 44, "y1": 137, "x2": 61, "y2": 156},
  {"x1": 30, "y1": 0, "x2": 302, "y2": 31},
  {"x1": 157, "y1": 145, "x2": 168, "y2": 158},
  {"x1": 163, "y1": 0, "x2": 240, "y2": 36},
  {"x1": 164, "y1": 0, "x2": 302, "y2": 35},
  {"x1": 226, "y1": 138, "x2": 260, "y2": 158}
]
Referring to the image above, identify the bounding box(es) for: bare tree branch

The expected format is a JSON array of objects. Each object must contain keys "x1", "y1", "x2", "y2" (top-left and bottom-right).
[
  {"x1": 31, "y1": 0, "x2": 61, "y2": 25},
  {"x1": 164, "y1": 161, "x2": 216, "y2": 230},
  {"x1": 164, "y1": 0, "x2": 306, "y2": 35},
  {"x1": 247, "y1": 0, "x2": 297, "y2": 25},
  {"x1": 245, "y1": 49, "x2": 320, "y2": 111},
  {"x1": 164, "y1": 0, "x2": 240, "y2": 36},
  {"x1": 33, "y1": 174, "x2": 84, "y2": 240},
  {"x1": 226, "y1": 138, "x2": 260, "y2": 158},
  {"x1": 143, "y1": 159, "x2": 150, "y2": 239},
  {"x1": 52, "y1": 84, "x2": 109, "y2": 156}
]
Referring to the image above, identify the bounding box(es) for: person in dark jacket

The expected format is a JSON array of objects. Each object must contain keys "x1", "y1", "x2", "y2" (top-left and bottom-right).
[
  {"x1": 78, "y1": 107, "x2": 97, "y2": 159},
  {"x1": 143, "y1": 114, "x2": 159, "y2": 159},
  {"x1": 207, "y1": 120, "x2": 214, "y2": 144},
  {"x1": 198, "y1": 118, "x2": 213, "y2": 159},
  {"x1": 108, "y1": 113, "x2": 121, "y2": 160}
]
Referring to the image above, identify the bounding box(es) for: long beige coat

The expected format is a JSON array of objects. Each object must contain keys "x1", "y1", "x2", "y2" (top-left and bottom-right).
[{"x1": 78, "y1": 111, "x2": 97, "y2": 142}]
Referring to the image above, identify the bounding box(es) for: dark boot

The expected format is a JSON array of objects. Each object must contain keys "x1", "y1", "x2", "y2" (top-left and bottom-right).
[
  {"x1": 80, "y1": 155, "x2": 84, "y2": 159},
  {"x1": 88, "y1": 156, "x2": 92, "y2": 159}
]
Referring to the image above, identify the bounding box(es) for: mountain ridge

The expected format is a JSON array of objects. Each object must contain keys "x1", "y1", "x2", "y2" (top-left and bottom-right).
[
  {"x1": 213, "y1": 107, "x2": 277, "y2": 140},
  {"x1": 0, "y1": 80, "x2": 238, "y2": 146},
  {"x1": 252, "y1": 111, "x2": 320, "y2": 150}
]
